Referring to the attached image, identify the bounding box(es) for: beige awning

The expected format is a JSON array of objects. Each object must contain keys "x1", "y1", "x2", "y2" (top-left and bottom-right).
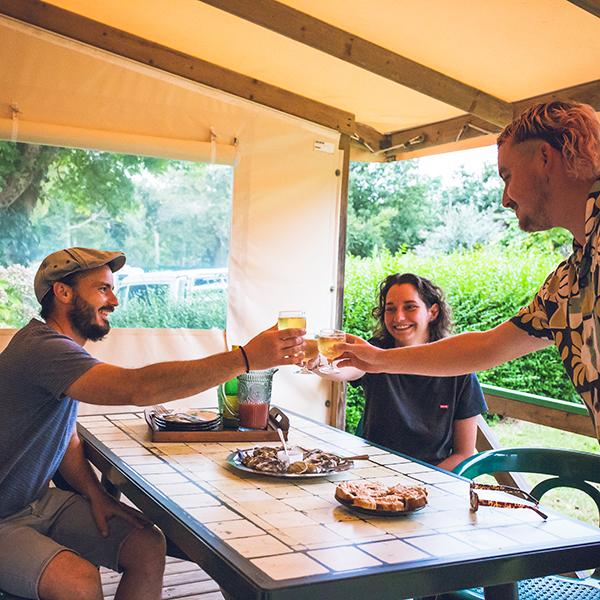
[{"x1": 1, "y1": 0, "x2": 598, "y2": 160}]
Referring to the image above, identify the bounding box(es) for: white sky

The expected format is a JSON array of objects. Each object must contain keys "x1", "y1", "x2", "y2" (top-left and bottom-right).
[{"x1": 415, "y1": 144, "x2": 498, "y2": 183}]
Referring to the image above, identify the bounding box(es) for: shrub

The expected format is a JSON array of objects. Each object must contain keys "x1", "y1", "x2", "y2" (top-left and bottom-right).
[
  {"x1": 343, "y1": 245, "x2": 578, "y2": 432},
  {"x1": 0, "y1": 264, "x2": 37, "y2": 327},
  {"x1": 110, "y1": 289, "x2": 227, "y2": 329}
]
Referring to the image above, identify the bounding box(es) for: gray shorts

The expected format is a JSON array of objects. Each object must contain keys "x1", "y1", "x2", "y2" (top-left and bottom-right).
[{"x1": 0, "y1": 487, "x2": 137, "y2": 599}]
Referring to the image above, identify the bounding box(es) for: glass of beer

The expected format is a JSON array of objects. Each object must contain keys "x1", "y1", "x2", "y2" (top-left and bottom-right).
[
  {"x1": 278, "y1": 311, "x2": 307, "y2": 366},
  {"x1": 317, "y1": 329, "x2": 346, "y2": 373},
  {"x1": 277, "y1": 310, "x2": 306, "y2": 331},
  {"x1": 296, "y1": 337, "x2": 318, "y2": 374}
]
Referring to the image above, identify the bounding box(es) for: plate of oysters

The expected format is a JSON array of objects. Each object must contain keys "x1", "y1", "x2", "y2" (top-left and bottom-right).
[
  {"x1": 227, "y1": 445, "x2": 356, "y2": 478},
  {"x1": 334, "y1": 480, "x2": 428, "y2": 516}
]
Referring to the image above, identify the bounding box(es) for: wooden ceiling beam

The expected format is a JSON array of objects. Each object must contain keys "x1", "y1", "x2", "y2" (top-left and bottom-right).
[
  {"x1": 200, "y1": 0, "x2": 513, "y2": 127},
  {"x1": 0, "y1": 0, "x2": 355, "y2": 135},
  {"x1": 352, "y1": 122, "x2": 384, "y2": 153},
  {"x1": 566, "y1": 0, "x2": 600, "y2": 19},
  {"x1": 381, "y1": 115, "x2": 500, "y2": 161},
  {"x1": 512, "y1": 79, "x2": 600, "y2": 115},
  {"x1": 380, "y1": 80, "x2": 600, "y2": 160}
]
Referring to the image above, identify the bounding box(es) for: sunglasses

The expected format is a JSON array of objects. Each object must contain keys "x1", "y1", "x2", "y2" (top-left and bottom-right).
[{"x1": 469, "y1": 482, "x2": 548, "y2": 520}]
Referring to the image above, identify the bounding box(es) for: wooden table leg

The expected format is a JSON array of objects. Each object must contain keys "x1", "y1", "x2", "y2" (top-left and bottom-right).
[{"x1": 484, "y1": 582, "x2": 518, "y2": 599}]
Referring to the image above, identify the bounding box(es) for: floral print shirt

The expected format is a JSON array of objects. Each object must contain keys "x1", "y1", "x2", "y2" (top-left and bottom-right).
[{"x1": 510, "y1": 179, "x2": 600, "y2": 440}]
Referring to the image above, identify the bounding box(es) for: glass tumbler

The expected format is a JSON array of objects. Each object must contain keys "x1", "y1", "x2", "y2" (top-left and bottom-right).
[{"x1": 237, "y1": 368, "x2": 276, "y2": 429}]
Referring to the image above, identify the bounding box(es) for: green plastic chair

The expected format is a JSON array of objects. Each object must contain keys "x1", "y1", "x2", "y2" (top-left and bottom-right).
[{"x1": 441, "y1": 447, "x2": 600, "y2": 600}]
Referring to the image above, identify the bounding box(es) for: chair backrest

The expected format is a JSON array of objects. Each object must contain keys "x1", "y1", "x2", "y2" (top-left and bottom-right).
[{"x1": 453, "y1": 447, "x2": 600, "y2": 525}]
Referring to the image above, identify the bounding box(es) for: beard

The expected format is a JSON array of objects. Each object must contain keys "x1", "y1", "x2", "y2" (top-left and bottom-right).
[
  {"x1": 517, "y1": 177, "x2": 554, "y2": 233},
  {"x1": 518, "y1": 206, "x2": 552, "y2": 233},
  {"x1": 68, "y1": 293, "x2": 112, "y2": 342}
]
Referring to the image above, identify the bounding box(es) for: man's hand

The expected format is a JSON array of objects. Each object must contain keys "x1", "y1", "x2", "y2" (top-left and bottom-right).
[
  {"x1": 334, "y1": 334, "x2": 384, "y2": 372},
  {"x1": 244, "y1": 324, "x2": 305, "y2": 371},
  {"x1": 89, "y1": 491, "x2": 150, "y2": 537}
]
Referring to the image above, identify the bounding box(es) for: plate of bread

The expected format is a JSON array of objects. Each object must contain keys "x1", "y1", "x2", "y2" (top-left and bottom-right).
[{"x1": 335, "y1": 480, "x2": 428, "y2": 515}]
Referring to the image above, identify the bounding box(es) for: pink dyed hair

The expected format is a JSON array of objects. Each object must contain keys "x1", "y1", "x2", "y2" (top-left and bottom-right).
[{"x1": 497, "y1": 101, "x2": 600, "y2": 180}]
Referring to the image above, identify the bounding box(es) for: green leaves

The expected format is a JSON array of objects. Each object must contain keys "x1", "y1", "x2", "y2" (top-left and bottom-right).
[
  {"x1": 347, "y1": 161, "x2": 436, "y2": 256},
  {"x1": 0, "y1": 265, "x2": 37, "y2": 327},
  {"x1": 0, "y1": 142, "x2": 171, "y2": 266}
]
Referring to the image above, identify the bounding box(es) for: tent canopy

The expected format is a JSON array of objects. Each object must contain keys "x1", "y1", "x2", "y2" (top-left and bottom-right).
[{"x1": 1, "y1": 0, "x2": 599, "y2": 161}]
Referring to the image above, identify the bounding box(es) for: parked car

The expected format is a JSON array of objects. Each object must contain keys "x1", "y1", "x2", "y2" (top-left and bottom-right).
[
  {"x1": 114, "y1": 265, "x2": 144, "y2": 287},
  {"x1": 116, "y1": 268, "x2": 227, "y2": 307}
]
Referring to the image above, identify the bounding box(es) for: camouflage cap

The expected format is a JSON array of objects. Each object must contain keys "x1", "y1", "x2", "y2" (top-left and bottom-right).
[{"x1": 34, "y1": 247, "x2": 126, "y2": 303}]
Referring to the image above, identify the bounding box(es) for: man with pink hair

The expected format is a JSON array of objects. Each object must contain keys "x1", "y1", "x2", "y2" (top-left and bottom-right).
[{"x1": 337, "y1": 100, "x2": 600, "y2": 441}]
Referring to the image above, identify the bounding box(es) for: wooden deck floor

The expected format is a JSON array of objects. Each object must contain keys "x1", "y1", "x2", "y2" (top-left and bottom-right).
[{"x1": 100, "y1": 557, "x2": 225, "y2": 600}]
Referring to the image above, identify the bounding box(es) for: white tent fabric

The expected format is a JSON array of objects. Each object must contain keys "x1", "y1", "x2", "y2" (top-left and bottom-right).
[
  {"x1": 0, "y1": 18, "x2": 240, "y2": 156},
  {"x1": 83, "y1": 328, "x2": 229, "y2": 415},
  {"x1": 0, "y1": 15, "x2": 340, "y2": 423},
  {"x1": 0, "y1": 328, "x2": 228, "y2": 416}
]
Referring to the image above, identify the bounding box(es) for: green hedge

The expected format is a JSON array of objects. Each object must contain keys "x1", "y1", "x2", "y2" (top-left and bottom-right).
[
  {"x1": 110, "y1": 289, "x2": 227, "y2": 329},
  {"x1": 343, "y1": 246, "x2": 578, "y2": 433}
]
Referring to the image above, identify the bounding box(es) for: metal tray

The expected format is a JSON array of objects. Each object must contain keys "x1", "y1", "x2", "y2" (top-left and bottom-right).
[{"x1": 226, "y1": 449, "x2": 353, "y2": 479}]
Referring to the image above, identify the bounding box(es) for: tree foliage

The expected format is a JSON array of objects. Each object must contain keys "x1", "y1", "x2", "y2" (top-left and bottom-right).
[
  {"x1": 438, "y1": 162, "x2": 505, "y2": 212},
  {"x1": 348, "y1": 161, "x2": 436, "y2": 256},
  {"x1": 0, "y1": 141, "x2": 169, "y2": 266},
  {"x1": 0, "y1": 141, "x2": 232, "y2": 271},
  {"x1": 348, "y1": 158, "x2": 571, "y2": 258},
  {"x1": 127, "y1": 163, "x2": 232, "y2": 269}
]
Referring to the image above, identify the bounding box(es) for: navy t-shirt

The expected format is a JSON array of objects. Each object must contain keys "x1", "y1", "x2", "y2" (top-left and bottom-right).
[
  {"x1": 351, "y1": 337, "x2": 487, "y2": 465},
  {"x1": 0, "y1": 319, "x2": 99, "y2": 518}
]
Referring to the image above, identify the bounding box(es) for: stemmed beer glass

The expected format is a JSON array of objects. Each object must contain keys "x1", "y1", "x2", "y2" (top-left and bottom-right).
[{"x1": 317, "y1": 329, "x2": 346, "y2": 374}]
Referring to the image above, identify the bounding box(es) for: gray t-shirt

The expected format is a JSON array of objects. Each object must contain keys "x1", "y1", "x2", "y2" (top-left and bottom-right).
[{"x1": 0, "y1": 319, "x2": 99, "y2": 518}]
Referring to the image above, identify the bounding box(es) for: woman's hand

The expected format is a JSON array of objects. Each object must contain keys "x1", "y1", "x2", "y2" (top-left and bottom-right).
[{"x1": 335, "y1": 334, "x2": 385, "y2": 372}]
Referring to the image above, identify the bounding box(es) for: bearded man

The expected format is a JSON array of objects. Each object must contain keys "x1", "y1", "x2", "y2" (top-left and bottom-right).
[{"x1": 0, "y1": 247, "x2": 304, "y2": 600}]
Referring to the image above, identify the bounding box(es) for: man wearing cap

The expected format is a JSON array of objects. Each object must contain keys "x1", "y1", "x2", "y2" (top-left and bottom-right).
[{"x1": 0, "y1": 247, "x2": 304, "y2": 600}]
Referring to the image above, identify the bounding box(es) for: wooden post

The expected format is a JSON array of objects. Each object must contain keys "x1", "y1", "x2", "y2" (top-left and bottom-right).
[{"x1": 329, "y1": 134, "x2": 351, "y2": 430}]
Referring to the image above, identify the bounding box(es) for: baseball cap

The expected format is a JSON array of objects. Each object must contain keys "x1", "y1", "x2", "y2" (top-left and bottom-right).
[{"x1": 34, "y1": 247, "x2": 126, "y2": 303}]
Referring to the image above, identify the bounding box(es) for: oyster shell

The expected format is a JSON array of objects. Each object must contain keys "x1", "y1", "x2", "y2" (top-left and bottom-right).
[{"x1": 287, "y1": 460, "x2": 308, "y2": 474}]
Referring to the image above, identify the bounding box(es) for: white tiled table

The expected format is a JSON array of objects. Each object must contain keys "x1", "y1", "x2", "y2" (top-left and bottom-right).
[{"x1": 78, "y1": 410, "x2": 600, "y2": 599}]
